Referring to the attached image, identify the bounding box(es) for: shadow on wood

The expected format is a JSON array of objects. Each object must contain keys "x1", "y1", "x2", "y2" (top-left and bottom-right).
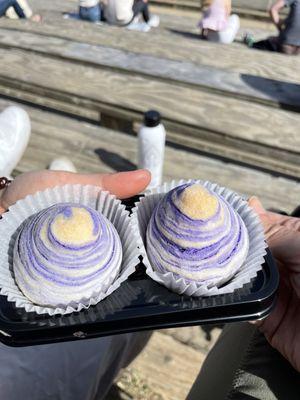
[
  {"x1": 168, "y1": 28, "x2": 200, "y2": 40},
  {"x1": 95, "y1": 148, "x2": 137, "y2": 172},
  {"x1": 241, "y1": 74, "x2": 300, "y2": 112}
]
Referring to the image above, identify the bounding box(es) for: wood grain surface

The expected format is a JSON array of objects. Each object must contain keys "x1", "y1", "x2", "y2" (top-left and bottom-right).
[
  {"x1": 0, "y1": 45, "x2": 299, "y2": 177},
  {"x1": 0, "y1": 5, "x2": 296, "y2": 84},
  {"x1": 0, "y1": 28, "x2": 298, "y2": 111},
  {"x1": 2, "y1": 98, "x2": 299, "y2": 212}
]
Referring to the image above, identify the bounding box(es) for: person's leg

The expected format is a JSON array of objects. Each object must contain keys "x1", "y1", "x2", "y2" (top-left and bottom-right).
[
  {"x1": 218, "y1": 14, "x2": 240, "y2": 44},
  {"x1": 0, "y1": 332, "x2": 151, "y2": 400},
  {"x1": 132, "y1": 0, "x2": 149, "y2": 23},
  {"x1": 279, "y1": 43, "x2": 300, "y2": 55},
  {"x1": 79, "y1": 4, "x2": 101, "y2": 22},
  {"x1": 0, "y1": 0, "x2": 25, "y2": 18},
  {"x1": 252, "y1": 37, "x2": 279, "y2": 52},
  {"x1": 187, "y1": 323, "x2": 300, "y2": 400}
]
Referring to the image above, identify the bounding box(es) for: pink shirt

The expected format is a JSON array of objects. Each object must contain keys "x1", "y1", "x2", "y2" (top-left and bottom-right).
[{"x1": 199, "y1": 0, "x2": 228, "y2": 31}]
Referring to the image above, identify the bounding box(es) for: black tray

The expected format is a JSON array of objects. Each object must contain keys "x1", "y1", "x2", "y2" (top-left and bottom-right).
[{"x1": 0, "y1": 246, "x2": 279, "y2": 347}]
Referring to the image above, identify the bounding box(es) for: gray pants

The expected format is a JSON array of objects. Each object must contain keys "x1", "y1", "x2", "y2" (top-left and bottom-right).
[
  {"x1": 187, "y1": 323, "x2": 300, "y2": 400},
  {"x1": 0, "y1": 331, "x2": 151, "y2": 400}
]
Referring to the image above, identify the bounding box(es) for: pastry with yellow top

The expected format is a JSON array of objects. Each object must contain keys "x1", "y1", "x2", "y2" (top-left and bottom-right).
[
  {"x1": 13, "y1": 203, "x2": 122, "y2": 307},
  {"x1": 146, "y1": 183, "x2": 249, "y2": 286}
]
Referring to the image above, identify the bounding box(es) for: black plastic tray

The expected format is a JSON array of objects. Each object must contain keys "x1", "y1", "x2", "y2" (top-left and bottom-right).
[
  {"x1": 0, "y1": 197, "x2": 279, "y2": 347},
  {"x1": 0, "y1": 248, "x2": 278, "y2": 347}
]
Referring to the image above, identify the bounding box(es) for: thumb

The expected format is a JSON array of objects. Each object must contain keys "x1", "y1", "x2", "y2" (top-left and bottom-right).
[
  {"x1": 248, "y1": 196, "x2": 266, "y2": 215},
  {"x1": 100, "y1": 170, "x2": 151, "y2": 198},
  {"x1": 53, "y1": 169, "x2": 151, "y2": 199}
]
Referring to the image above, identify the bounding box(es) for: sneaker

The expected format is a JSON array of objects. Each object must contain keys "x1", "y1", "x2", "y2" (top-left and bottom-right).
[
  {"x1": 48, "y1": 157, "x2": 77, "y2": 173},
  {"x1": 148, "y1": 14, "x2": 160, "y2": 28},
  {"x1": 0, "y1": 106, "x2": 31, "y2": 176},
  {"x1": 127, "y1": 21, "x2": 151, "y2": 32},
  {"x1": 243, "y1": 33, "x2": 255, "y2": 47}
]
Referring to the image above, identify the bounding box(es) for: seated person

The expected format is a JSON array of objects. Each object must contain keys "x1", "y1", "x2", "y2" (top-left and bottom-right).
[
  {"x1": 63, "y1": 1, "x2": 101, "y2": 23},
  {"x1": 198, "y1": 0, "x2": 240, "y2": 44},
  {"x1": 103, "y1": 0, "x2": 159, "y2": 30},
  {"x1": 0, "y1": 0, "x2": 41, "y2": 21},
  {"x1": 245, "y1": 0, "x2": 300, "y2": 55}
]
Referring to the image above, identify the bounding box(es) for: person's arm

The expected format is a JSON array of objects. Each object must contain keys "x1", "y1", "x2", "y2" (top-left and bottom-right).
[
  {"x1": 224, "y1": 0, "x2": 232, "y2": 17},
  {"x1": 269, "y1": 0, "x2": 286, "y2": 30}
]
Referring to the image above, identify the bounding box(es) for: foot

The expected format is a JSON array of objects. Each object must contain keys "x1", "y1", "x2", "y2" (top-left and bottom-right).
[
  {"x1": 0, "y1": 106, "x2": 31, "y2": 176},
  {"x1": 48, "y1": 157, "x2": 77, "y2": 173},
  {"x1": 148, "y1": 14, "x2": 160, "y2": 28},
  {"x1": 243, "y1": 33, "x2": 254, "y2": 47},
  {"x1": 127, "y1": 21, "x2": 151, "y2": 32}
]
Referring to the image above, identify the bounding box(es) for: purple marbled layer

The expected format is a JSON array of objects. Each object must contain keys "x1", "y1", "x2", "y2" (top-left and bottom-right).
[
  {"x1": 13, "y1": 203, "x2": 122, "y2": 307},
  {"x1": 146, "y1": 183, "x2": 249, "y2": 285}
]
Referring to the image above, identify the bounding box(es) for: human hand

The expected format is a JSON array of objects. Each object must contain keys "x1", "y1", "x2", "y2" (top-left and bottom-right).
[
  {"x1": 0, "y1": 169, "x2": 150, "y2": 215},
  {"x1": 249, "y1": 197, "x2": 300, "y2": 372},
  {"x1": 30, "y1": 14, "x2": 42, "y2": 22}
]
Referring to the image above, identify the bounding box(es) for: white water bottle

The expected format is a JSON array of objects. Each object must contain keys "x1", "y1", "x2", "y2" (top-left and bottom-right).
[{"x1": 138, "y1": 110, "x2": 166, "y2": 189}]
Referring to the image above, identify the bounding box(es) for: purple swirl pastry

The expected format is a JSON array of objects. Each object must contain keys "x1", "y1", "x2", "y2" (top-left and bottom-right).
[
  {"x1": 13, "y1": 203, "x2": 122, "y2": 307},
  {"x1": 146, "y1": 183, "x2": 249, "y2": 286}
]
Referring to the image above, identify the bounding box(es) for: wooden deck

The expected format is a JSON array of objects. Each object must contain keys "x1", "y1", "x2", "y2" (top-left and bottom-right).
[
  {"x1": 0, "y1": 0, "x2": 299, "y2": 178},
  {"x1": 1, "y1": 1, "x2": 300, "y2": 398}
]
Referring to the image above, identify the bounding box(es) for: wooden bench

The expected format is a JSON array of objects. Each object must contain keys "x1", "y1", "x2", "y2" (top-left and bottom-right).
[
  {"x1": 0, "y1": 28, "x2": 298, "y2": 111},
  {"x1": 2, "y1": 97, "x2": 299, "y2": 212},
  {"x1": 1, "y1": 44, "x2": 300, "y2": 177},
  {"x1": 0, "y1": 1, "x2": 299, "y2": 179}
]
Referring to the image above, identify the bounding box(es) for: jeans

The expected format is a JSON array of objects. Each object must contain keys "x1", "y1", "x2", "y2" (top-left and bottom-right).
[
  {"x1": 132, "y1": 0, "x2": 149, "y2": 23},
  {"x1": 0, "y1": 0, "x2": 26, "y2": 18},
  {"x1": 79, "y1": 4, "x2": 101, "y2": 22}
]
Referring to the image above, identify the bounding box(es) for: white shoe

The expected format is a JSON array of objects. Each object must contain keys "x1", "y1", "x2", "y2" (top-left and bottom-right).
[
  {"x1": 0, "y1": 106, "x2": 31, "y2": 176},
  {"x1": 48, "y1": 157, "x2": 77, "y2": 173},
  {"x1": 127, "y1": 21, "x2": 151, "y2": 32},
  {"x1": 148, "y1": 14, "x2": 160, "y2": 28}
]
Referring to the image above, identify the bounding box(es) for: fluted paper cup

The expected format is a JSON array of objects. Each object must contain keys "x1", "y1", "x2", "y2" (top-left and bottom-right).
[
  {"x1": 0, "y1": 184, "x2": 141, "y2": 315},
  {"x1": 132, "y1": 179, "x2": 267, "y2": 297}
]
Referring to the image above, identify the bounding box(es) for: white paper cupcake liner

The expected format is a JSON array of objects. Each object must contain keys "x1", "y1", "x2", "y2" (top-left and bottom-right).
[
  {"x1": 132, "y1": 179, "x2": 267, "y2": 297},
  {"x1": 0, "y1": 184, "x2": 142, "y2": 316}
]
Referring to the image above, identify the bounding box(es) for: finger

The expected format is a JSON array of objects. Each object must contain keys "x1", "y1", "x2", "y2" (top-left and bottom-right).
[
  {"x1": 248, "y1": 196, "x2": 293, "y2": 226},
  {"x1": 248, "y1": 196, "x2": 265, "y2": 215},
  {"x1": 35, "y1": 170, "x2": 151, "y2": 199},
  {"x1": 101, "y1": 170, "x2": 151, "y2": 198}
]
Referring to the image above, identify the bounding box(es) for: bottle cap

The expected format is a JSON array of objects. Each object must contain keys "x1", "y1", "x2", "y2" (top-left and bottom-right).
[{"x1": 144, "y1": 110, "x2": 161, "y2": 128}]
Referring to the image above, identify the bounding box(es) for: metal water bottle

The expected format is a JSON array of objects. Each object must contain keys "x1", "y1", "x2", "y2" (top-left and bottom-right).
[{"x1": 138, "y1": 110, "x2": 166, "y2": 189}]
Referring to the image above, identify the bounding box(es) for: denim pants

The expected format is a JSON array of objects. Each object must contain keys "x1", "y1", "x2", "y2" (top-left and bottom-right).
[
  {"x1": 187, "y1": 323, "x2": 300, "y2": 400},
  {"x1": 0, "y1": 0, "x2": 25, "y2": 18},
  {"x1": 79, "y1": 4, "x2": 101, "y2": 22}
]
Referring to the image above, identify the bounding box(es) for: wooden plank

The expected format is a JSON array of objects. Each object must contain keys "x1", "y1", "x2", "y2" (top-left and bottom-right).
[
  {"x1": 122, "y1": 332, "x2": 206, "y2": 400},
  {"x1": 0, "y1": 17, "x2": 296, "y2": 86},
  {"x1": 2, "y1": 98, "x2": 299, "y2": 212},
  {"x1": 0, "y1": 29, "x2": 298, "y2": 111},
  {"x1": 0, "y1": 48, "x2": 298, "y2": 154},
  {"x1": 0, "y1": 48, "x2": 299, "y2": 178}
]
